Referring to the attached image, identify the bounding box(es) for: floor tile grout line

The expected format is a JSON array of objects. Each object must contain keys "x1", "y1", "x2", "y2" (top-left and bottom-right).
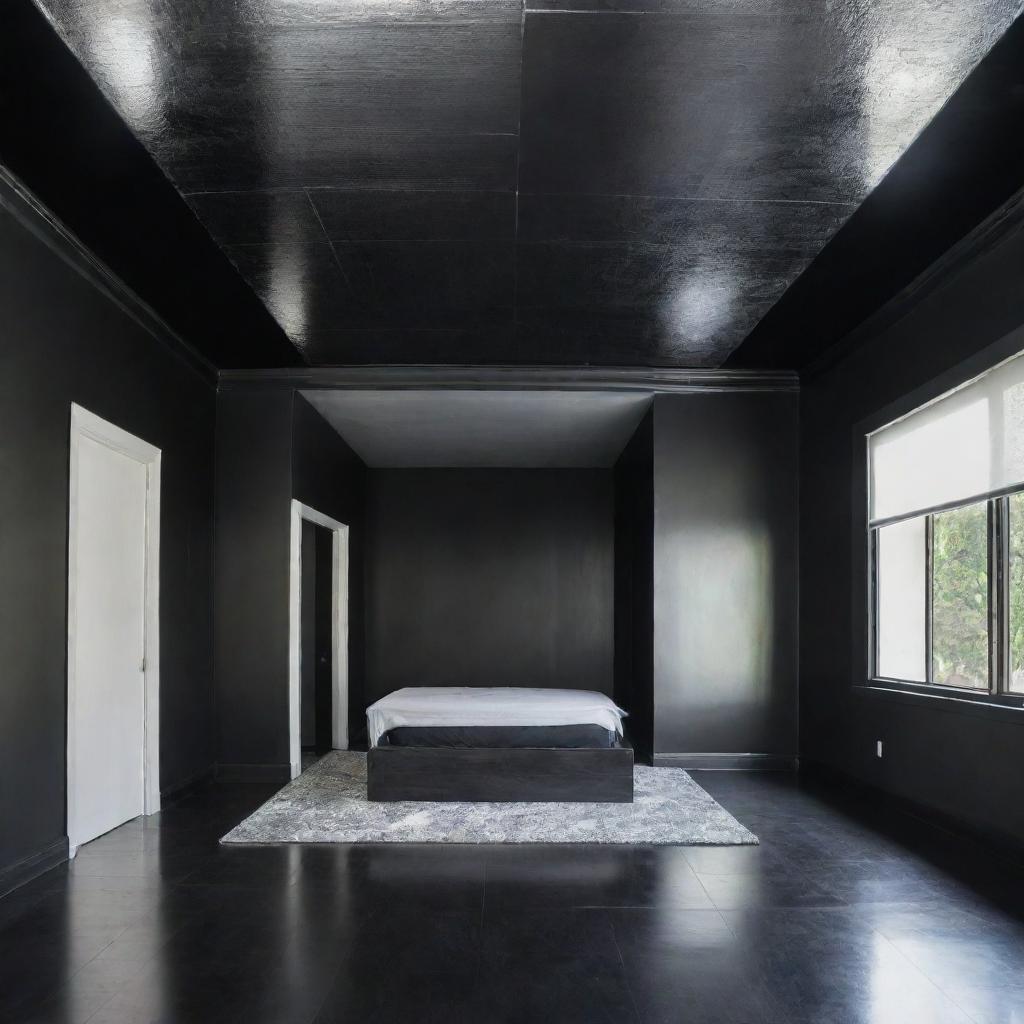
[
  {"x1": 872, "y1": 927, "x2": 988, "y2": 1024},
  {"x1": 609, "y1": 913, "x2": 645, "y2": 1024},
  {"x1": 44, "y1": 920, "x2": 143, "y2": 1024}
]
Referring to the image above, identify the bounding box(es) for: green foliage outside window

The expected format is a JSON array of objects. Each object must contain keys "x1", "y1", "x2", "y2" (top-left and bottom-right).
[
  {"x1": 1009, "y1": 494, "x2": 1024, "y2": 693},
  {"x1": 876, "y1": 493, "x2": 1024, "y2": 693},
  {"x1": 932, "y1": 502, "x2": 988, "y2": 688}
]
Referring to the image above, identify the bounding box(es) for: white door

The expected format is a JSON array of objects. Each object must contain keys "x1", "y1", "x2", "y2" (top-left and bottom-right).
[{"x1": 69, "y1": 433, "x2": 148, "y2": 848}]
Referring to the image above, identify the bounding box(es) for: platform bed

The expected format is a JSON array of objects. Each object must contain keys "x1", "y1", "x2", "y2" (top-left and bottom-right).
[
  {"x1": 368, "y1": 741, "x2": 634, "y2": 803},
  {"x1": 365, "y1": 687, "x2": 633, "y2": 803}
]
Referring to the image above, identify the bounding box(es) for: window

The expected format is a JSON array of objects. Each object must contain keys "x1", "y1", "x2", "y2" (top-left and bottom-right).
[
  {"x1": 930, "y1": 501, "x2": 988, "y2": 689},
  {"x1": 875, "y1": 517, "x2": 927, "y2": 682},
  {"x1": 1008, "y1": 492, "x2": 1024, "y2": 694},
  {"x1": 868, "y1": 350, "x2": 1024, "y2": 704}
]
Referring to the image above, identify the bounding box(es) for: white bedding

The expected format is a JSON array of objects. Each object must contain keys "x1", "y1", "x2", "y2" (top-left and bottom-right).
[{"x1": 366, "y1": 686, "x2": 627, "y2": 748}]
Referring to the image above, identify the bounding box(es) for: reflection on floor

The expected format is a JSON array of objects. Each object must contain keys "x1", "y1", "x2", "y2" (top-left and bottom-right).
[{"x1": 2, "y1": 771, "x2": 1023, "y2": 1022}]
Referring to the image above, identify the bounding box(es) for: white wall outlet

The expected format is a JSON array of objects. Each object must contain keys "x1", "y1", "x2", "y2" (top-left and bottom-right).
[{"x1": 876, "y1": 740, "x2": 883, "y2": 758}]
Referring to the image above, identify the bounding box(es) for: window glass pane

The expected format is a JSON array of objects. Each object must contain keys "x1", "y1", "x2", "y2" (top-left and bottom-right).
[
  {"x1": 931, "y1": 501, "x2": 989, "y2": 689},
  {"x1": 1008, "y1": 493, "x2": 1024, "y2": 693},
  {"x1": 876, "y1": 517, "x2": 927, "y2": 682}
]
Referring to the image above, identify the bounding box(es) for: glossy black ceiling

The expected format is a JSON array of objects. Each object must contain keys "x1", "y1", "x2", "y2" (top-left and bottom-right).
[
  {"x1": 23, "y1": 0, "x2": 1024, "y2": 368},
  {"x1": 730, "y1": 9, "x2": 1024, "y2": 371}
]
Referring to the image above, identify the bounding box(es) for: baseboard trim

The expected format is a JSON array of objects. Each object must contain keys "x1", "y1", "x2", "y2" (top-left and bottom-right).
[
  {"x1": 0, "y1": 838, "x2": 68, "y2": 899},
  {"x1": 800, "y1": 759, "x2": 1024, "y2": 862},
  {"x1": 655, "y1": 753, "x2": 798, "y2": 771},
  {"x1": 161, "y1": 764, "x2": 216, "y2": 804},
  {"x1": 216, "y1": 763, "x2": 292, "y2": 783}
]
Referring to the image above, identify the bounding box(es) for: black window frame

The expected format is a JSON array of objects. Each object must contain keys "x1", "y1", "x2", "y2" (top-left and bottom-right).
[{"x1": 868, "y1": 487, "x2": 1024, "y2": 709}]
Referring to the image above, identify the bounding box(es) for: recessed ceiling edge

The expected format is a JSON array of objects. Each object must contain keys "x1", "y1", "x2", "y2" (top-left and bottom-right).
[{"x1": 217, "y1": 365, "x2": 799, "y2": 393}]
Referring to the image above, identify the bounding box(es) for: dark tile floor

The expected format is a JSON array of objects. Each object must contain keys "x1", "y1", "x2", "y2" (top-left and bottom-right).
[{"x1": 2, "y1": 770, "x2": 1023, "y2": 1023}]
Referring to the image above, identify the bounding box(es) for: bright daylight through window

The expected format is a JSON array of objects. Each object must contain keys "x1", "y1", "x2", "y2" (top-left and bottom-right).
[{"x1": 869, "y1": 348, "x2": 1024, "y2": 701}]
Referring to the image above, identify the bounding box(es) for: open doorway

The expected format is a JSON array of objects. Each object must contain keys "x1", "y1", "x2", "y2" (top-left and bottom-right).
[
  {"x1": 300, "y1": 519, "x2": 333, "y2": 768},
  {"x1": 288, "y1": 500, "x2": 349, "y2": 779}
]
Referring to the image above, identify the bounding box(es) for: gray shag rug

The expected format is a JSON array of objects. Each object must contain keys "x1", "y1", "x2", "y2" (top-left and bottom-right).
[{"x1": 221, "y1": 752, "x2": 757, "y2": 846}]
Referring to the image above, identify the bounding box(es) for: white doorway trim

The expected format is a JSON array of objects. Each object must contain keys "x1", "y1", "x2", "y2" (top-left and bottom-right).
[
  {"x1": 67, "y1": 404, "x2": 161, "y2": 855},
  {"x1": 288, "y1": 500, "x2": 349, "y2": 779}
]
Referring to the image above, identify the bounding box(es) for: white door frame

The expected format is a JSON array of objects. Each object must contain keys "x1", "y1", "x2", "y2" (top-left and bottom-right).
[
  {"x1": 288, "y1": 500, "x2": 349, "y2": 778},
  {"x1": 67, "y1": 404, "x2": 161, "y2": 854}
]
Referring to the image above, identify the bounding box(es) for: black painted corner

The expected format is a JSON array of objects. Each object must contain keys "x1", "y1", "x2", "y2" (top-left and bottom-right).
[
  {"x1": 1, "y1": 0, "x2": 302, "y2": 370},
  {"x1": 214, "y1": 389, "x2": 370, "y2": 768},
  {"x1": 614, "y1": 409, "x2": 654, "y2": 764}
]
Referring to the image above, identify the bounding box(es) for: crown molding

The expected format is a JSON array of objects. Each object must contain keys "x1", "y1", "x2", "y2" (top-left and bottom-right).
[
  {"x1": 217, "y1": 365, "x2": 799, "y2": 393},
  {"x1": 803, "y1": 183, "x2": 1024, "y2": 382},
  {"x1": 0, "y1": 165, "x2": 217, "y2": 385}
]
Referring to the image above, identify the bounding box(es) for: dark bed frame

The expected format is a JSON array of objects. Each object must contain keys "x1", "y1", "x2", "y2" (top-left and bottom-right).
[{"x1": 367, "y1": 741, "x2": 634, "y2": 803}]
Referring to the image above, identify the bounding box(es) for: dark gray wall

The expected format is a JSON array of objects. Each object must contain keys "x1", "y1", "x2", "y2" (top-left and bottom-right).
[
  {"x1": 652, "y1": 393, "x2": 799, "y2": 757},
  {"x1": 614, "y1": 410, "x2": 654, "y2": 763},
  {"x1": 214, "y1": 391, "x2": 293, "y2": 768},
  {"x1": 0, "y1": 186, "x2": 216, "y2": 883},
  {"x1": 365, "y1": 470, "x2": 614, "y2": 703},
  {"x1": 214, "y1": 391, "x2": 367, "y2": 769},
  {"x1": 801, "y1": 201, "x2": 1024, "y2": 847}
]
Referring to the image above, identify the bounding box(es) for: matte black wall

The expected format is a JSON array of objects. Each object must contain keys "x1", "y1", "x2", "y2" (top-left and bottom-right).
[
  {"x1": 614, "y1": 409, "x2": 654, "y2": 763},
  {"x1": 214, "y1": 392, "x2": 367, "y2": 770},
  {"x1": 214, "y1": 391, "x2": 292, "y2": 769},
  {"x1": 652, "y1": 393, "x2": 800, "y2": 757},
  {"x1": 801, "y1": 201, "x2": 1024, "y2": 847},
  {"x1": 365, "y1": 470, "x2": 614, "y2": 703},
  {"x1": 0, "y1": 186, "x2": 216, "y2": 884}
]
